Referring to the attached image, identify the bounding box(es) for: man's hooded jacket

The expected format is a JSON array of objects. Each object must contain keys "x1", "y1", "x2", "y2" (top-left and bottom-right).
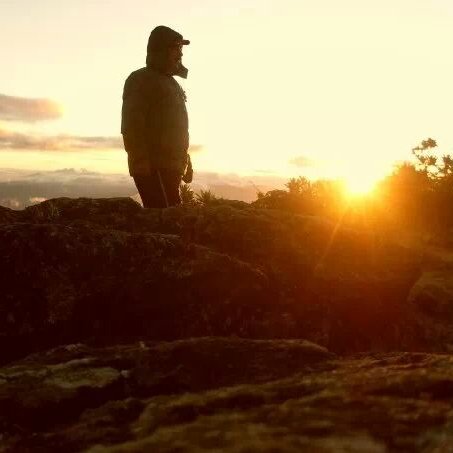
[{"x1": 121, "y1": 26, "x2": 190, "y2": 176}]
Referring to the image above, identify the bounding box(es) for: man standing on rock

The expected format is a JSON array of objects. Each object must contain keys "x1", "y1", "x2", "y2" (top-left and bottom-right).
[{"x1": 121, "y1": 26, "x2": 193, "y2": 208}]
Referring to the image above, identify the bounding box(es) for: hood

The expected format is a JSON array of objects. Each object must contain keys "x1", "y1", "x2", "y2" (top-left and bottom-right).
[{"x1": 146, "y1": 25, "x2": 189, "y2": 79}]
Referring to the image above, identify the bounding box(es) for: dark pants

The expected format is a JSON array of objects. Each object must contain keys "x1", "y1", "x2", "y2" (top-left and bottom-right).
[{"x1": 133, "y1": 169, "x2": 181, "y2": 208}]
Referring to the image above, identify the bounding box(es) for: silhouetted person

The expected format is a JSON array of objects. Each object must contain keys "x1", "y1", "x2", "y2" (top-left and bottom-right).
[{"x1": 121, "y1": 26, "x2": 193, "y2": 208}]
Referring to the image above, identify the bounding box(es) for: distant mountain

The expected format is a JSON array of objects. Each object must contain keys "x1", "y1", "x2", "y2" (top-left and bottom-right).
[{"x1": 0, "y1": 168, "x2": 286, "y2": 209}]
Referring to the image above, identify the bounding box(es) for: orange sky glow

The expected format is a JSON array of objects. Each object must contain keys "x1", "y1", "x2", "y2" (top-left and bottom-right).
[{"x1": 1, "y1": 0, "x2": 453, "y2": 192}]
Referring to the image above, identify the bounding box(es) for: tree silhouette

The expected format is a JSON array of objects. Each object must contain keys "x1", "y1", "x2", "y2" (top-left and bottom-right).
[
  {"x1": 285, "y1": 177, "x2": 312, "y2": 196},
  {"x1": 412, "y1": 138, "x2": 453, "y2": 179}
]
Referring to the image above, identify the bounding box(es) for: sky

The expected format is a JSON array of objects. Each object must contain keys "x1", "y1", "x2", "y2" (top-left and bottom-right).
[{"x1": 1, "y1": 0, "x2": 453, "y2": 192}]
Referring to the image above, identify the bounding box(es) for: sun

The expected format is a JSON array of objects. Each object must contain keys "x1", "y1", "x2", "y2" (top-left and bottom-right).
[{"x1": 343, "y1": 173, "x2": 379, "y2": 198}]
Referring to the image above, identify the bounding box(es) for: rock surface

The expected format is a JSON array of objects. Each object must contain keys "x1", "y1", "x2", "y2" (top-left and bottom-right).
[
  {"x1": 2, "y1": 197, "x2": 453, "y2": 451},
  {"x1": 409, "y1": 271, "x2": 453, "y2": 316},
  {"x1": 1, "y1": 338, "x2": 453, "y2": 452},
  {"x1": 0, "y1": 197, "x2": 437, "y2": 358},
  {"x1": 0, "y1": 222, "x2": 270, "y2": 364}
]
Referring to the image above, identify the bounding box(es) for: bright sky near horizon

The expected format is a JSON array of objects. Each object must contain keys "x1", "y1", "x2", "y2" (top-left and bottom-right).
[{"x1": 1, "y1": 0, "x2": 453, "y2": 186}]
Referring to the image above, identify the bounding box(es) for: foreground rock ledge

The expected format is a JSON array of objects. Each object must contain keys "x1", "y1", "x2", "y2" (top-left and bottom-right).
[
  {"x1": 1, "y1": 338, "x2": 453, "y2": 452},
  {"x1": 1, "y1": 197, "x2": 441, "y2": 355}
]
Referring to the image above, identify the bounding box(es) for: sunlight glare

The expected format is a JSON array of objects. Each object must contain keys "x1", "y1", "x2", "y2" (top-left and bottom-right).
[{"x1": 343, "y1": 173, "x2": 378, "y2": 197}]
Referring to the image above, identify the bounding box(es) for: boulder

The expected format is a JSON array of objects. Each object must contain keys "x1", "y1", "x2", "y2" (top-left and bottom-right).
[
  {"x1": 20, "y1": 197, "x2": 143, "y2": 227},
  {"x1": 409, "y1": 271, "x2": 453, "y2": 316},
  {"x1": 0, "y1": 223, "x2": 271, "y2": 363},
  {"x1": 0, "y1": 205, "x2": 19, "y2": 224}
]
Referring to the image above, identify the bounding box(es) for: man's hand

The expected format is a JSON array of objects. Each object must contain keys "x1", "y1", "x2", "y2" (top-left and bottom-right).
[{"x1": 182, "y1": 155, "x2": 193, "y2": 183}]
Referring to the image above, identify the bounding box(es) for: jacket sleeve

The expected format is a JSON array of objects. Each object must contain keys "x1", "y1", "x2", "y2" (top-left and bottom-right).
[{"x1": 121, "y1": 73, "x2": 148, "y2": 158}]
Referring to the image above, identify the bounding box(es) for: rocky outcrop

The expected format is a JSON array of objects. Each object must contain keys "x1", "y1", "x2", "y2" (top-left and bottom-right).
[
  {"x1": 0, "y1": 338, "x2": 332, "y2": 451},
  {"x1": 0, "y1": 205, "x2": 19, "y2": 223},
  {"x1": 2, "y1": 197, "x2": 453, "y2": 451},
  {"x1": 1, "y1": 338, "x2": 453, "y2": 452},
  {"x1": 0, "y1": 197, "x2": 430, "y2": 358},
  {"x1": 409, "y1": 271, "x2": 453, "y2": 317},
  {"x1": 0, "y1": 222, "x2": 273, "y2": 364}
]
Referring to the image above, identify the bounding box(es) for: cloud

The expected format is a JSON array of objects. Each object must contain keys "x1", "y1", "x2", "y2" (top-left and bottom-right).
[
  {"x1": 0, "y1": 168, "x2": 135, "y2": 209},
  {"x1": 289, "y1": 155, "x2": 317, "y2": 168},
  {"x1": 0, "y1": 128, "x2": 123, "y2": 151},
  {"x1": 29, "y1": 197, "x2": 47, "y2": 204},
  {"x1": 0, "y1": 197, "x2": 21, "y2": 209},
  {"x1": 0, "y1": 127, "x2": 204, "y2": 153},
  {"x1": 0, "y1": 94, "x2": 62, "y2": 122}
]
